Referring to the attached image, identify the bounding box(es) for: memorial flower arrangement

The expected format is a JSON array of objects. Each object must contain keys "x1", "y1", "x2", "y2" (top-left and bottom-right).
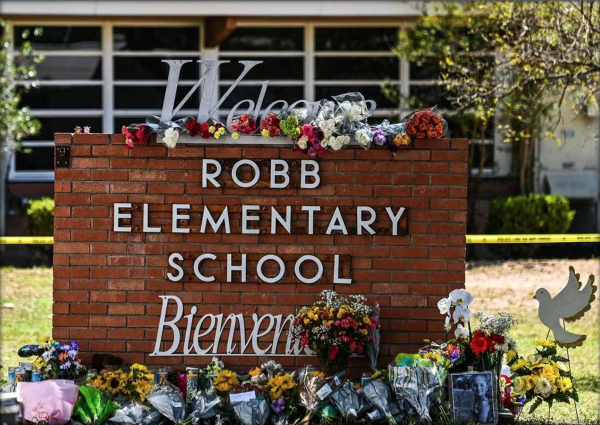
[
  {"x1": 506, "y1": 339, "x2": 578, "y2": 413},
  {"x1": 87, "y1": 363, "x2": 154, "y2": 402},
  {"x1": 291, "y1": 290, "x2": 379, "y2": 374},
  {"x1": 122, "y1": 91, "x2": 448, "y2": 154},
  {"x1": 31, "y1": 337, "x2": 85, "y2": 380},
  {"x1": 212, "y1": 368, "x2": 240, "y2": 394}
]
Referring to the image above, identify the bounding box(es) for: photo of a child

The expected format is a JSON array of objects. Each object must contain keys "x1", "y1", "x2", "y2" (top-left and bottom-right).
[{"x1": 450, "y1": 372, "x2": 497, "y2": 424}]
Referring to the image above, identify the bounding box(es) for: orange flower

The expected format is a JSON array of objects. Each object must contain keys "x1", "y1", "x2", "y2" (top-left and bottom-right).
[
  {"x1": 421, "y1": 113, "x2": 432, "y2": 124},
  {"x1": 406, "y1": 125, "x2": 417, "y2": 136},
  {"x1": 432, "y1": 115, "x2": 442, "y2": 125},
  {"x1": 434, "y1": 124, "x2": 444, "y2": 135},
  {"x1": 418, "y1": 123, "x2": 427, "y2": 131},
  {"x1": 427, "y1": 130, "x2": 438, "y2": 138},
  {"x1": 427, "y1": 124, "x2": 434, "y2": 131},
  {"x1": 393, "y1": 134, "x2": 411, "y2": 146},
  {"x1": 416, "y1": 132, "x2": 426, "y2": 139}
]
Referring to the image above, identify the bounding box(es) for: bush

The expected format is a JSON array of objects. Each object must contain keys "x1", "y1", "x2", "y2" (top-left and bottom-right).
[
  {"x1": 26, "y1": 197, "x2": 54, "y2": 236},
  {"x1": 485, "y1": 194, "x2": 576, "y2": 258}
]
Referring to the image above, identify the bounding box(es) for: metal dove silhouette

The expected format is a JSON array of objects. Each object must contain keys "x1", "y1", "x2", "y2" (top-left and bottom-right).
[{"x1": 533, "y1": 266, "x2": 597, "y2": 348}]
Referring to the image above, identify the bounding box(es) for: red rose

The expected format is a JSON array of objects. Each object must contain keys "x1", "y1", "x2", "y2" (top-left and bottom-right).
[
  {"x1": 406, "y1": 125, "x2": 417, "y2": 136},
  {"x1": 432, "y1": 115, "x2": 442, "y2": 125},
  {"x1": 416, "y1": 132, "x2": 426, "y2": 139},
  {"x1": 421, "y1": 113, "x2": 432, "y2": 124},
  {"x1": 418, "y1": 123, "x2": 427, "y2": 131},
  {"x1": 328, "y1": 345, "x2": 339, "y2": 360}
]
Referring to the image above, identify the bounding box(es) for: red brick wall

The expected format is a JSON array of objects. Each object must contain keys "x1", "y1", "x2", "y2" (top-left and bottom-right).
[{"x1": 53, "y1": 133, "x2": 467, "y2": 371}]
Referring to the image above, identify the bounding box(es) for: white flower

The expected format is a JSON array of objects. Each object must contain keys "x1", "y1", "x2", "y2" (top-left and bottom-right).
[
  {"x1": 330, "y1": 137, "x2": 345, "y2": 151},
  {"x1": 251, "y1": 373, "x2": 267, "y2": 385},
  {"x1": 449, "y1": 289, "x2": 473, "y2": 308},
  {"x1": 452, "y1": 305, "x2": 472, "y2": 323},
  {"x1": 454, "y1": 323, "x2": 470, "y2": 340},
  {"x1": 297, "y1": 135, "x2": 308, "y2": 149},
  {"x1": 321, "y1": 136, "x2": 332, "y2": 148},
  {"x1": 162, "y1": 127, "x2": 179, "y2": 148},
  {"x1": 318, "y1": 119, "x2": 336, "y2": 138},
  {"x1": 355, "y1": 128, "x2": 372, "y2": 147},
  {"x1": 437, "y1": 297, "x2": 451, "y2": 315},
  {"x1": 340, "y1": 101, "x2": 364, "y2": 122},
  {"x1": 444, "y1": 315, "x2": 451, "y2": 331},
  {"x1": 535, "y1": 376, "x2": 553, "y2": 396},
  {"x1": 495, "y1": 341, "x2": 509, "y2": 353}
]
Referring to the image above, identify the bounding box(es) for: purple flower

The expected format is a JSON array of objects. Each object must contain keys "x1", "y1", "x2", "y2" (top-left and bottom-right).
[
  {"x1": 60, "y1": 360, "x2": 72, "y2": 370},
  {"x1": 307, "y1": 147, "x2": 317, "y2": 157},
  {"x1": 67, "y1": 349, "x2": 78, "y2": 360},
  {"x1": 516, "y1": 396, "x2": 526, "y2": 403},
  {"x1": 69, "y1": 340, "x2": 79, "y2": 351},
  {"x1": 271, "y1": 398, "x2": 286, "y2": 414},
  {"x1": 372, "y1": 130, "x2": 387, "y2": 146},
  {"x1": 61, "y1": 344, "x2": 70, "y2": 352}
]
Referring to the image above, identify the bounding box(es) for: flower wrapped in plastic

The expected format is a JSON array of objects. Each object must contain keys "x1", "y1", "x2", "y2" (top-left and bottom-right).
[
  {"x1": 17, "y1": 380, "x2": 80, "y2": 425},
  {"x1": 231, "y1": 395, "x2": 270, "y2": 425},
  {"x1": 146, "y1": 381, "x2": 187, "y2": 424},
  {"x1": 362, "y1": 379, "x2": 400, "y2": 425},
  {"x1": 263, "y1": 368, "x2": 299, "y2": 425},
  {"x1": 353, "y1": 122, "x2": 373, "y2": 150},
  {"x1": 330, "y1": 380, "x2": 368, "y2": 422},
  {"x1": 296, "y1": 367, "x2": 345, "y2": 425},
  {"x1": 388, "y1": 361, "x2": 441, "y2": 423},
  {"x1": 364, "y1": 305, "x2": 381, "y2": 372},
  {"x1": 332, "y1": 92, "x2": 372, "y2": 132},
  {"x1": 187, "y1": 390, "x2": 221, "y2": 424},
  {"x1": 403, "y1": 106, "x2": 447, "y2": 139},
  {"x1": 108, "y1": 402, "x2": 147, "y2": 424},
  {"x1": 73, "y1": 385, "x2": 119, "y2": 425}
]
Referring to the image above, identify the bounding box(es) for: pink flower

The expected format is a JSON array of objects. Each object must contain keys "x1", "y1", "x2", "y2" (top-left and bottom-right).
[
  {"x1": 341, "y1": 318, "x2": 350, "y2": 328},
  {"x1": 301, "y1": 336, "x2": 308, "y2": 346},
  {"x1": 334, "y1": 321, "x2": 341, "y2": 326}
]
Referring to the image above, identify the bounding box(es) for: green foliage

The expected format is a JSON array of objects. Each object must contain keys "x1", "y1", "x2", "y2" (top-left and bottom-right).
[
  {"x1": 26, "y1": 197, "x2": 54, "y2": 236},
  {"x1": 0, "y1": 20, "x2": 42, "y2": 149},
  {"x1": 280, "y1": 115, "x2": 300, "y2": 140},
  {"x1": 486, "y1": 195, "x2": 575, "y2": 235},
  {"x1": 486, "y1": 194, "x2": 575, "y2": 258}
]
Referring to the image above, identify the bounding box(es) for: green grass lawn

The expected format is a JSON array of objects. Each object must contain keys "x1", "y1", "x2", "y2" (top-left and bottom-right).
[{"x1": 1, "y1": 262, "x2": 598, "y2": 423}]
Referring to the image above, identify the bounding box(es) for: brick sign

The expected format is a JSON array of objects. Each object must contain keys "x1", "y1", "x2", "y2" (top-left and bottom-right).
[{"x1": 53, "y1": 133, "x2": 467, "y2": 369}]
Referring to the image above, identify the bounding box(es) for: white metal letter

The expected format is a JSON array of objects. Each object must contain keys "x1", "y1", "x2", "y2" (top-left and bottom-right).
[
  {"x1": 326, "y1": 207, "x2": 348, "y2": 235},
  {"x1": 270, "y1": 159, "x2": 290, "y2": 188},
  {"x1": 256, "y1": 255, "x2": 285, "y2": 283},
  {"x1": 227, "y1": 254, "x2": 247, "y2": 283},
  {"x1": 232, "y1": 160, "x2": 260, "y2": 188},
  {"x1": 113, "y1": 203, "x2": 132, "y2": 232},
  {"x1": 386, "y1": 207, "x2": 406, "y2": 236},
  {"x1": 194, "y1": 253, "x2": 217, "y2": 282},
  {"x1": 241, "y1": 205, "x2": 260, "y2": 234},
  {"x1": 201, "y1": 206, "x2": 231, "y2": 233},
  {"x1": 151, "y1": 295, "x2": 183, "y2": 356},
  {"x1": 294, "y1": 255, "x2": 324, "y2": 284},
  {"x1": 271, "y1": 206, "x2": 291, "y2": 234},
  {"x1": 301, "y1": 160, "x2": 320, "y2": 189},
  {"x1": 202, "y1": 159, "x2": 222, "y2": 188},
  {"x1": 167, "y1": 253, "x2": 184, "y2": 282},
  {"x1": 172, "y1": 204, "x2": 190, "y2": 233},
  {"x1": 357, "y1": 206, "x2": 377, "y2": 235},
  {"x1": 143, "y1": 203, "x2": 161, "y2": 233}
]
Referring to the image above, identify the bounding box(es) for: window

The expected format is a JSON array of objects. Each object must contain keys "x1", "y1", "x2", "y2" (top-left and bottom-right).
[
  {"x1": 314, "y1": 26, "x2": 402, "y2": 123},
  {"x1": 112, "y1": 25, "x2": 201, "y2": 128},
  {"x1": 9, "y1": 142, "x2": 55, "y2": 181},
  {"x1": 218, "y1": 27, "x2": 305, "y2": 121}
]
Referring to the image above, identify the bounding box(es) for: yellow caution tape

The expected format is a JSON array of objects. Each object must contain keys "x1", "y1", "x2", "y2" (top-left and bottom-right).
[
  {"x1": 0, "y1": 236, "x2": 54, "y2": 245},
  {"x1": 1, "y1": 234, "x2": 599, "y2": 245},
  {"x1": 466, "y1": 234, "x2": 600, "y2": 244}
]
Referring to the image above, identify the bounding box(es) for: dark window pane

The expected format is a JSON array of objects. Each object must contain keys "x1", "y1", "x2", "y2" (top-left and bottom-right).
[
  {"x1": 218, "y1": 85, "x2": 304, "y2": 109},
  {"x1": 315, "y1": 85, "x2": 398, "y2": 108},
  {"x1": 25, "y1": 117, "x2": 103, "y2": 141},
  {"x1": 20, "y1": 86, "x2": 102, "y2": 109},
  {"x1": 471, "y1": 143, "x2": 494, "y2": 169},
  {"x1": 15, "y1": 26, "x2": 101, "y2": 50},
  {"x1": 316, "y1": 57, "x2": 398, "y2": 80},
  {"x1": 19, "y1": 55, "x2": 102, "y2": 80},
  {"x1": 445, "y1": 114, "x2": 495, "y2": 139},
  {"x1": 113, "y1": 26, "x2": 200, "y2": 51},
  {"x1": 409, "y1": 85, "x2": 453, "y2": 109},
  {"x1": 367, "y1": 115, "x2": 400, "y2": 125},
  {"x1": 316, "y1": 27, "x2": 398, "y2": 51},
  {"x1": 220, "y1": 28, "x2": 303, "y2": 51},
  {"x1": 115, "y1": 85, "x2": 199, "y2": 109},
  {"x1": 410, "y1": 58, "x2": 441, "y2": 80},
  {"x1": 219, "y1": 57, "x2": 303, "y2": 81},
  {"x1": 16, "y1": 146, "x2": 54, "y2": 171},
  {"x1": 114, "y1": 57, "x2": 200, "y2": 80}
]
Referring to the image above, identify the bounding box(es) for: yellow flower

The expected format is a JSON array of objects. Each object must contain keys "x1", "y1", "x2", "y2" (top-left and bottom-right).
[
  {"x1": 261, "y1": 129, "x2": 270, "y2": 137},
  {"x1": 33, "y1": 357, "x2": 46, "y2": 371},
  {"x1": 360, "y1": 328, "x2": 368, "y2": 335},
  {"x1": 556, "y1": 377, "x2": 573, "y2": 392},
  {"x1": 213, "y1": 370, "x2": 239, "y2": 393},
  {"x1": 526, "y1": 354, "x2": 547, "y2": 368},
  {"x1": 232, "y1": 132, "x2": 240, "y2": 140},
  {"x1": 510, "y1": 359, "x2": 528, "y2": 373},
  {"x1": 209, "y1": 126, "x2": 216, "y2": 134},
  {"x1": 249, "y1": 367, "x2": 262, "y2": 377},
  {"x1": 423, "y1": 352, "x2": 442, "y2": 363},
  {"x1": 535, "y1": 339, "x2": 555, "y2": 348},
  {"x1": 533, "y1": 375, "x2": 554, "y2": 398},
  {"x1": 312, "y1": 371, "x2": 326, "y2": 379},
  {"x1": 506, "y1": 350, "x2": 517, "y2": 364},
  {"x1": 303, "y1": 318, "x2": 310, "y2": 325},
  {"x1": 552, "y1": 361, "x2": 569, "y2": 372},
  {"x1": 371, "y1": 371, "x2": 382, "y2": 380},
  {"x1": 512, "y1": 376, "x2": 532, "y2": 396},
  {"x1": 363, "y1": 317, "x2": 371, "y2": 325},
  {"x1": 214, "y1": 132, "x2": 222, "y2": 140}
]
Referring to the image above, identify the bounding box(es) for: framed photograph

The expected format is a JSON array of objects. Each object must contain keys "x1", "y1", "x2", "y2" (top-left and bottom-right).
[{"x1": 449, "y1": 371, "x2": 498, "y2": 425}]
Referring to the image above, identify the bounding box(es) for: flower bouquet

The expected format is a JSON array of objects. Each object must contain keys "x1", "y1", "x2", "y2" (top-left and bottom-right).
[
  {"x1": 146, "y1": 381, "x2": 187, "y2": 424},
  {"x1": 87, "y1": 364, "x2": 154, "y2": 402},
  {"x1": 30, "y1": 338, "x2": 85, "y2": 380},
  {"x1": 264, "y1": 370, "x2": 299, "y2": 425},
  {"x1": 403, "y1": 106, "x2": 447, "y2": 139},
  {"x1": 73, "y1": 385, "x2": 119, "y2": 425},
  {"x1": 17, "y1": 379, "x2": 80, "y2": 425},
  {"x1": 295, "y1": 367, "x2": 345, "y2": 425},
  {"x1": 506, "y1": 339, "x2": 577, "y2": 413},
  {"x1": 291, "y1": 290, "x2": 379, "y2": 374}
]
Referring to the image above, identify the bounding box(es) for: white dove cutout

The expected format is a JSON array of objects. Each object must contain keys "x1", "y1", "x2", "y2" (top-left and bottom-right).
[{"x1": 533, "y1": 266, "x2": 597, "y2": 348}]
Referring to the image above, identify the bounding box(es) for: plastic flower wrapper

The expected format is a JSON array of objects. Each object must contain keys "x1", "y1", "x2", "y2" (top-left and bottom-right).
[
  {"x1": 362, "y1": 379, "x2": 400, "y2": 425},
  {"x1": 74, "y1": 385, "x2": 119, "y2": 425},
  {"x1": 402, "y1": 106, "x2": 447, "y2": 139},
  {"x1": 364, "y1": 304, "x2": 381, "y2": 372},
  {"x1": 187, "y1": 389, "x2": 221, "y2": 424},
  {"x1": 332, "y1": 92, "x2": 372, "y2": 133},
  {"x1": 17, "y1": 380, "x2": 80, "y2": 425},
  {"x1": 296, "y1": 367, "x2": 345, "y2": 425},
  {"x1": 352, "y1": 122, "x2": 373, "y2": 150},
  {"x1": 231, "y1": 395, "x2": 270, "y2": 425},
  {"x1": 108, "y1": 402, "x2": 147, "y2": 424},
  {"x1": 140, "y1": 408, "x2": 169, "y2": 425},
  {"x1": 146, "y1": 381, "x2": 187, "y2": 424},
  {"x1": 388, "y1": 362, "x2": 441, "y2": 423},
  {"x1": 330, "y1": 380, "x2": 368, "y2": 422}
]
